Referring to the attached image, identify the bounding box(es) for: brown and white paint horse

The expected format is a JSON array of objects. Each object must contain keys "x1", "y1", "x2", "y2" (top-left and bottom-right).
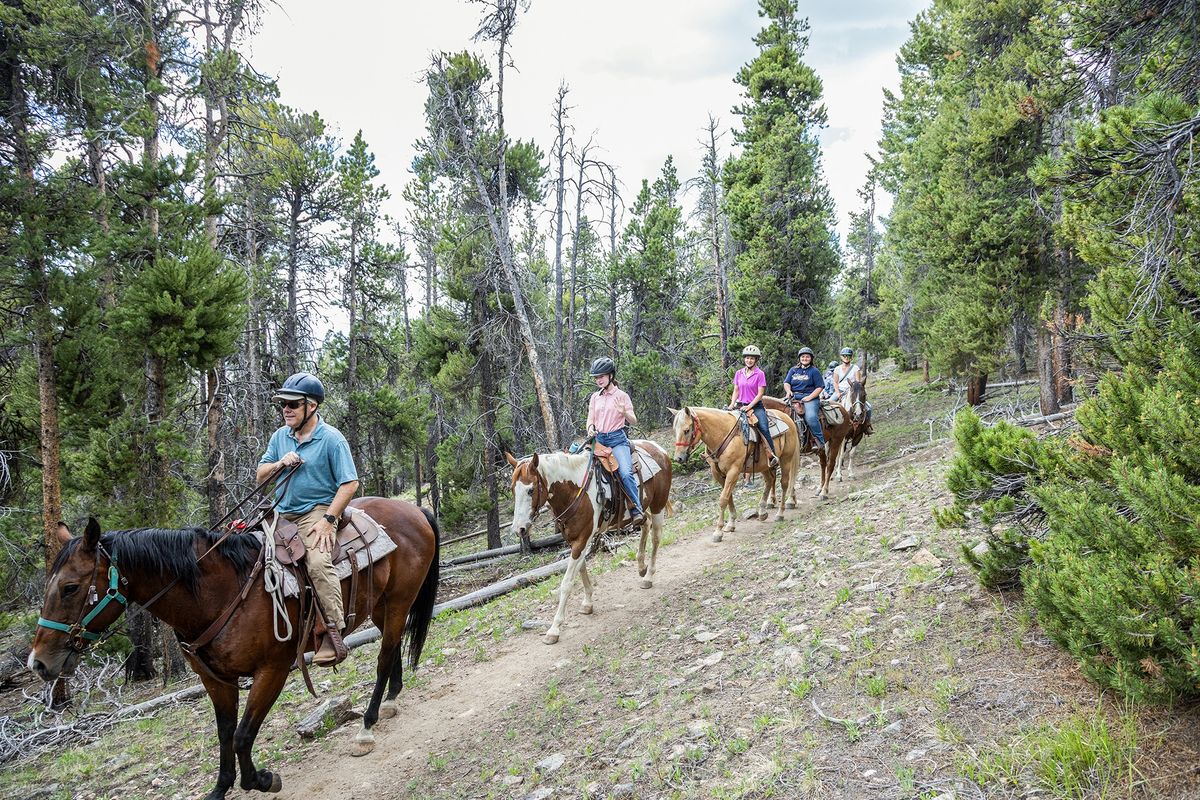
[
  {"x1": 505, "y1": 442, "x2": 672, "y2": 644},
  {"x1": 669, "y1": 406, "x2": 798, "y2": 541},
  {"x1": 760, "y1": 395, "x2": 854, "y2": 500},
  {"x1": 835, "y1": 379, "x2": 871, "y2": 481}
]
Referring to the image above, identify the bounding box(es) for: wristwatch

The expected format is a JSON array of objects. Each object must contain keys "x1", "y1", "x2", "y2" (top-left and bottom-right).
[{"x1": 322, "y1": 512, "x2": 338, "y2": 525}]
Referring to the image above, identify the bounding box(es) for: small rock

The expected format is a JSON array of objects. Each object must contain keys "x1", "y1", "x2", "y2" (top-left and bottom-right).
[
  {"x1": 524, "y1": 789, "x2": 554, "y2": 800},
  {"x1": 863, "y1": 769, "x2": 877, "y2": 778},
  {"x1": 931, "y1": 793, "x2": 957, "y2": 800},
  {"x1": 694, "y1": 630, "x2": 722, "y2": 643},
  {"x1": 585, "y1": 783, "x2": 601, "y2": 796},
  {"x1": 536, "y1": 752, "x2": 566, "y2": 773},
  {"x1": 905, "y1": 748, "x2": 927, "y2": 761},
  {"x1": 610, "y1": 785, "x2": 635, "y2": 798},
  {"x1": 686, "y1": 719, "x2": 710, "y2": 738},
  {"x1": 971, "y1": 540, "x2": 990, "y2": 558},
  {"x1": 855, "y1": 582, "x2": 878, "y2": 593},
  {"x1": 742, "y1": 508, "x2": 760, "y2": 520},
  {"x1": 778, "y1": 574, "x2": 800, "y2": 590},
  {"x1": 673, "y1": 500, "x2": 684, "y2": 513},
  {"x1": 697, "y1": 651, "x2": 725, "y2": 668},
  {"x1": 890, "y1": 536, "x2": 920, "y2": 551},
  {"x1": 883, "y1": 720, "x2": 904, "y2": 734},
  {"x1": 502, "y1": 774, "x2": 524, "y2": 786},
  {"x1": 521, "y1": 620, "x2": 546, "y2": 631},
  {"x1": 441, "y1": 648, "x2": 458, "y2": 656},
  {"x1": 296, "y1": 695, "x2": 360, "y2": 739},
  {"x1": 911, "y1": 548, "x2": 942, "y2": 568}
]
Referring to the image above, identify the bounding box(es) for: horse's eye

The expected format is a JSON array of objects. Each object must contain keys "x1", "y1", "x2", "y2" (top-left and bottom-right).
[
  {"x1": 61, "y1": 583, "x2": 79, "y2": 597},
  {"x1": 527, "y1": 487, "x2": 534, "y2": 496}
]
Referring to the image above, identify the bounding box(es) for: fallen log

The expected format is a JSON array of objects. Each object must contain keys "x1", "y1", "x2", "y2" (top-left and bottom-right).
[
  {"x1": 444, "y1": 534, "x2": 562, "y2": 566},
  {"x1": 441, "y1": 520, "x2": 517, "y2": 547},
  {"x1": 1017, "y1": 411, "x2": 1073, "y2": 426}
]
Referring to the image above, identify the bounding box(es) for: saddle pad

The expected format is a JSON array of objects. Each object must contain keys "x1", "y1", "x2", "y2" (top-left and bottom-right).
[
  {"x1": 767, "y1": 414, "x2": 790, "y2": 439},
  {"x1": 632, "y1": 445, "x2": 663, "y2": 483},
  {"x1": 820, "y1": 401, "x2": 845, "y2": 427},
  {"x1": 257, "y1": 529, "x2": 398, "y2": 599}
]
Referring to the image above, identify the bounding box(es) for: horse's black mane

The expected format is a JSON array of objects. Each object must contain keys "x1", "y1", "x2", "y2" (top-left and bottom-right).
[{"x1": 52, "y1": 527, "x2": 261, "y2": 596}]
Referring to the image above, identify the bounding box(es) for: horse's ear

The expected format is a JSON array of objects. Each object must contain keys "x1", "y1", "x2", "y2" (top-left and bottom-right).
[
  {"x1": 56, "y1": 522, "x2": 72, "y2": 545},
  {"x1": 83, "y1": 518, "x2": 101, "y2": 551},
  {"x1": 667, "y1": 407, "x2": 678, "y2": 417},
  {"x1": 504, "y1": 451, "x2": 519, "y2": 468},
  {"x1": 530, "y1": 453, "x2": 539, "y2": 469}
]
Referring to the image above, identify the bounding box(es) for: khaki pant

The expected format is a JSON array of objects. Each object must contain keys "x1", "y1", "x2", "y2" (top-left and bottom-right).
[{"x1": 283, "y1": 506, "x2": 345, "y2": 631}]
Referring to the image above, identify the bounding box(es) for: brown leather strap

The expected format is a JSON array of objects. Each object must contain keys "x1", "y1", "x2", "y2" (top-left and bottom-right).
[
  {"x1": 180, "y1": 558, "x2": 264, "y2": 655},
  {"x1": 294, "y1": 576, "x2": 318, "y2": 697},
  {"x1": 709, "y1": 418, "x2": 740, "y2": 461},
  {"x1": 344, "y1": 544, "x2": 359, "y2": 630}
]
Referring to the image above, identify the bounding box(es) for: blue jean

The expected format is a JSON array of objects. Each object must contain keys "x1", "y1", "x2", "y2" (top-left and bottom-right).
[
  {"x1": 748, "y1": 404, "x2": 778, "y2": 456},
  {"x1": 803, "y1": 398, "x2": 826, "y2": 446},
  {"x1": 596, "y1": 429, "x2": 642, "y2": 516}
]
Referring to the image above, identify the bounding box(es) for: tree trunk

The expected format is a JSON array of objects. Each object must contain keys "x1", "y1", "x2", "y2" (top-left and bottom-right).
[
  {"x1": 346, "y1": 215, "x2": 360, "y2": 458},
  {"x1": 1036, "y1": 322, "x2": 1060, "y2": 416},
  {"x1": 551, "y1": 84, "x2": 568, "y2": 407},
  {"x1": 284, "y1": 192, "x2": 301, "y2": 374},
  {"x1": 435, "y1": 57, "x2": 560, "y2": 449},
  {"x1": 205, "y1": 367, "x2": 226, "y2": 527},
  {"x1": 966, "y1": 372, "x2": 988, "y2": 406}
]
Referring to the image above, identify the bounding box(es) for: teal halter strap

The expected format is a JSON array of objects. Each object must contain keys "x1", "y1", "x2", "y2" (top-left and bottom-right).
[{"x1": 37, "y1": 549, "x2": 127, "y2": 646}]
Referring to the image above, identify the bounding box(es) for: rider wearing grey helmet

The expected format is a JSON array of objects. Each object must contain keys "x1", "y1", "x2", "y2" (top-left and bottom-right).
[
  {"x1": 831, "y1": 347, "x2": 861, "y2": 408},
  {"x1": 729, "y1": 345, "x2": 779, "y2": 468},
  {"x1": 587, "y1": 357, "x2": 644, "y2": 526},
  {"x1": 782, "y1": 347, "x2": 827, "y2": 449},
  {"x1": 257, "y1": 372, "x2": 359, "y2": 666}
]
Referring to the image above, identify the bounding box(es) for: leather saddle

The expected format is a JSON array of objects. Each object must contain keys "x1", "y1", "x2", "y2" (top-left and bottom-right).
[{"x1": 263, "y1": 505, "x2": 381, "y2": 568}]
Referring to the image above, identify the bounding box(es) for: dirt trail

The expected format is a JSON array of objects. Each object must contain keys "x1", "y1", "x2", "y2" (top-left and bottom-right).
[{"x1": 279, "y1": 478, "x2": 814, "y2": 799}]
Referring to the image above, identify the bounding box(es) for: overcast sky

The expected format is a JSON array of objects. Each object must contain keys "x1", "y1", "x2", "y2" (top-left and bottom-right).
[{"x1": 249, "y1": 0, "x2": 927, "y2": 244}]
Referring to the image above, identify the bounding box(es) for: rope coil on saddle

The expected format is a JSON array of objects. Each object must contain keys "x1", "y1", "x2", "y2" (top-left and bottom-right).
[{"x1": 260, "y1": 512, "x2": 293, "y2": 643}]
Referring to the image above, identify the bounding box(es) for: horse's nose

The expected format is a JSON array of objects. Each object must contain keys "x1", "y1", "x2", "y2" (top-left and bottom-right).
[
  {"x1": 516, "y1": 525, "x2": 528, "y2": 538},
  {"x1": 28, "y1": 655, "x2": 48, "y2": 680}
]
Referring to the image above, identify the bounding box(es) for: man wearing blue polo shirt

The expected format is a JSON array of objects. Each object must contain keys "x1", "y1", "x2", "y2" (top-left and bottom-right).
[{"x1": 256, "y1": 372, "x2": 359, "y2": 666}]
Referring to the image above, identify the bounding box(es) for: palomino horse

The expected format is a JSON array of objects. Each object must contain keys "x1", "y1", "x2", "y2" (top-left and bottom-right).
[
  {"x1": 836, "y1": 379, "x2": 872, "y2": 481},
  {"x1": 669, "y1": 406, "x2": 798, "y2": 541},
  {"x1": 29, "y1": 499, "x2": 439, "y2": 800},
  {"x1": 505, "y1": 441, "x2": 672, "y2": 644}
]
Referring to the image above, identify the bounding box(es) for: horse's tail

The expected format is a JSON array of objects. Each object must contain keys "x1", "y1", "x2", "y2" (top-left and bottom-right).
[{"x1": 406, "y1": 507, "x2": 441, "y2": 670}]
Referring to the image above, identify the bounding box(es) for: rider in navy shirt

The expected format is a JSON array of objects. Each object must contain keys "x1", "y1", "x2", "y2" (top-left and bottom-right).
[{"x1": 782, "y1": 347, "x2": 827, "y2": 448}]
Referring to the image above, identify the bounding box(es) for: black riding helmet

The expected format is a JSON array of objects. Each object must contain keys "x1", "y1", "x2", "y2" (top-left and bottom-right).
[
  {"x1": 589, "y1": 357, "x2": 616, "y2": 377},
  {"x1": 273, "y1": 372, "x2": 325, "y2": 404}
]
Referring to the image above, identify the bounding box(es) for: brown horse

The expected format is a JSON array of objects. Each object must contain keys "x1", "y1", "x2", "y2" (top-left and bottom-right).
[
  {"x1": 669, "y1": 406, "x2": 798, "y2": 541},
  {"x1": 835, "y1": 379, "x2": 872, "y2": 481},
  {"x1": 762, "y1": 395, "x2": 855, "y2": 500},
  {"x1": 505, "y1": 441, "x2": 672, "y2": 644},
  {"x1": 29, "y1": 498, "x2": 438, "y2": 800}
]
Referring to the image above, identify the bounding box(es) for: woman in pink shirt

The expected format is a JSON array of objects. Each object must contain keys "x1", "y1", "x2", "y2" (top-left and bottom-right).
[
  {"x1": 728, "y1": 345, "x2": 779, "y2": 468},
  {"x1": 586, "y1": 357, "x2": 644, "y2": 525}
]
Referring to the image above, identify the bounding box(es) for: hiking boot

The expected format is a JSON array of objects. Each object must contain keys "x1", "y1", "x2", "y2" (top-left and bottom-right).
[
  {"x1": 313, "y1": 633, "x2": 346, "y2": 667},
  {"x1": 629, "y1": 511, "x2": 646, "y2": 528},
  {"x1": 768, "y1": 454, "x2": 779, "y2": 469}
]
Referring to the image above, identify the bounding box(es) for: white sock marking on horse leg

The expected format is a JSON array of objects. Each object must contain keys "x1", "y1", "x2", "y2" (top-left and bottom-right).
[
  {"x1": 546, "y1": 553, "x2": 584, "y2": 641},
  {"x1": 579, "y1": 560, "x2": 594, "y2": 614}
]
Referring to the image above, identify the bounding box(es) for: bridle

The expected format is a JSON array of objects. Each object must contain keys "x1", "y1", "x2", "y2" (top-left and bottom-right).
[
  {"x1": 37, "y1": 541, "x2": 128, "y2": 654},
  {"x1": 515, "y1": 455, "x2": 593, "y2": 533},
  {"x1": 848, "y1": 382, "x2": 867, "y2": 425},
  {"x1": 674, "y1": 408, "x2": 703, "y2": 459}
]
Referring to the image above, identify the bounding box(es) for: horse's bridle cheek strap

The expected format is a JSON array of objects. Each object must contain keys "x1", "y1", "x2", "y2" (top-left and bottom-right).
[{"x1": 37, "y1": 548, "x2": 128, "y2": 651}]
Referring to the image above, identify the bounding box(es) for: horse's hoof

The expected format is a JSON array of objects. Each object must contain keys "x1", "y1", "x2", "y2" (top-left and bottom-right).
[
  {"x1": 580, "y1": 604, "x2": 593, "y2": 615},
  {"x1": 543, "y1": 633, "x2": 560, "y2": 645},
  {"x1": 712, "y1": 531, "x2": 723, "y2": 543},
  {"x1": 377, "y1": 701, "x2": 398, "y2": 720},
  {"x1": 638, "y1": 565, "x2": 648, "y2": 577},
  {"x1": 640, "y1": 579, "x2": 653, "y2": 589},
  {"x1": 774, "y1": 513, "x2": 783, "y2": 522},
  {"x1": 766, "y1": 501, "x2": 776, "y2": 509},
  {"x1": 352, "y1": 729, "x2": 376, "y2": 757},
  {"x1": 267, "y1": 772, "x2": 283, "y2": 793},
  {"x1": 724, "y1": 523, "x2": 736, "y2": 532},
  {"x1": 785, "y1": 501, "x2": 797, "y2": 509}
]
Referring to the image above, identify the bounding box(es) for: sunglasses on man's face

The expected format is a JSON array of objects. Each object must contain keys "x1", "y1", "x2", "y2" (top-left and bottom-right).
[{"x1": 279, "y1": 399, "x2": 306, "y2": 410}]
